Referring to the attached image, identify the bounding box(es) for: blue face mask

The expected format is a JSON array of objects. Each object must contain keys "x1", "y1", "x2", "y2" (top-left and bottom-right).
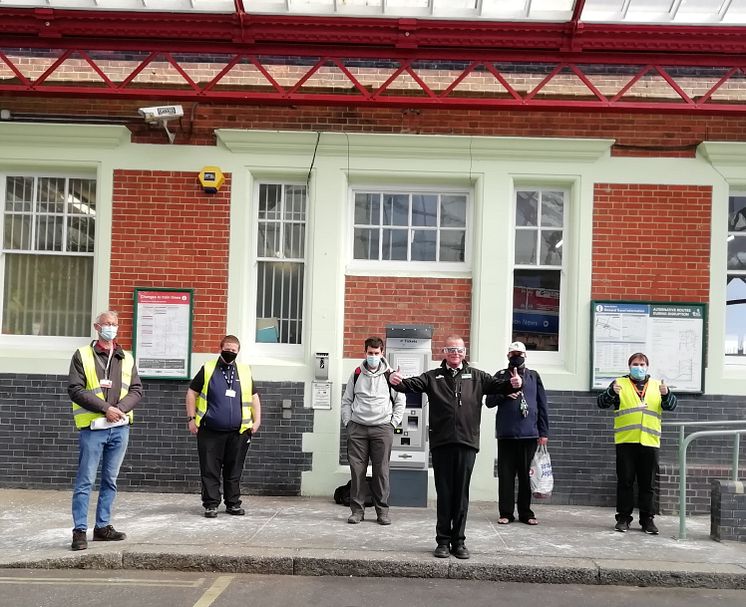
[
  {"x1": 629, "y1": 366, "x2": 647, "y2": 380},
  {"x1": 366, "y1": 355, "x2": 381, "y2": 369},
  {"x1": 99, "y1": 326, "x2": 117, "y2": 341}
]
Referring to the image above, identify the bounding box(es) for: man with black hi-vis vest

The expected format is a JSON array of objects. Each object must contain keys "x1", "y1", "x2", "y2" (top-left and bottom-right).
[
  {"x1": 186, "y1": 335, "x2": 261, "y2": 519},
  {"x1": 68, "y1": 310, "x2": 143, "y2": 551},
  {"x1": 597, "y1": 352, "x2": 677, "y2": 535}
]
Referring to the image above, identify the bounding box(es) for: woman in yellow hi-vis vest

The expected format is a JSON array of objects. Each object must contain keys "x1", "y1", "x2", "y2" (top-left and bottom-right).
[
  {"x1": 597, "y1": 352, "x2": 677, "y2": 535},
  {"x1": 185, "y1": 335, "x2": 261, "y2": 518}
]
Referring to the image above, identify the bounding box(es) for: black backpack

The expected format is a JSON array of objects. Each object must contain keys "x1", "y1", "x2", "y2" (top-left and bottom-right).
[{"x1": 333, "y1": 478, "x2": 374, "y2": 507}]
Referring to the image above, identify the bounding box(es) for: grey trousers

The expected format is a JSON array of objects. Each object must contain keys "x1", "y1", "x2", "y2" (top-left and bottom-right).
[{"x1": 346, "y1": 421, "x2": 394, "y2": 515}]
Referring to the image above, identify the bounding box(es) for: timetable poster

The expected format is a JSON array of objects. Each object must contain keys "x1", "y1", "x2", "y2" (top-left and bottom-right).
[
  {"x1": 134, "y1": 289, "x2": 193, "y2": 379},
  {"x1": 591, "y1": 301, "x2": 705, "y2": 393}
]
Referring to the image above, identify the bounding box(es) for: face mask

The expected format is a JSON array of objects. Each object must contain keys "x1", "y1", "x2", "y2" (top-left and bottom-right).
[
  {"x1": 630, "y1": 366, "x2": 647, "y2": 380},
  {"x1": 366, "y1": 355, "x2": 381, "y2": 369},
  {"x1": 221, "y1": 350, "x2": 238, "y2": 364},
  {"x1": 509, "y1": 355, "x2": 525, "y2": 368},
  {"x1": 99, "y1": 326, "x2": 117, "y2": 341}
]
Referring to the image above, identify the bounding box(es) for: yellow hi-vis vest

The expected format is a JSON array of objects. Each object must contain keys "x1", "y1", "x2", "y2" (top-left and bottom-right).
[
  {"x1": 71, "y1": 346, "x2": 134, "y2": 430},
  {"x1": 195, "y1": 360, "x2": 254, "y2": 434},
  {"x1": 614, "y1": 376, "x2": 663, "y2": 448}
]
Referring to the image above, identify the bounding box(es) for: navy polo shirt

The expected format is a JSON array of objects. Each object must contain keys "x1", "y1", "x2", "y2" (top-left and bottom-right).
[{"x1": 190, "y1": 361, "x2": 254, "y2": 432}]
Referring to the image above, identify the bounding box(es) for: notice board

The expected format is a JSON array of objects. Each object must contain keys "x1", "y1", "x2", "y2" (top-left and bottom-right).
[
  {"x1": 133, "y1": 288, "x2": 193, "y2": 380},
  {"x1": 591, "y1": 301, "x2": 706, "y2": 393}
]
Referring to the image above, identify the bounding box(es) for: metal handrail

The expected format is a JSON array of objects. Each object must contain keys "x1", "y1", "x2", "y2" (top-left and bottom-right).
[{"x1": 664, "y1": 420, "x2": 746, "y2": 540}]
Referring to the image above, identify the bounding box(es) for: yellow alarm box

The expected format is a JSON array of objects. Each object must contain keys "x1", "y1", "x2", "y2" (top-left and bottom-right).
[{"x1": 198, "y1": 166, "x2": 225, "y2": 194}]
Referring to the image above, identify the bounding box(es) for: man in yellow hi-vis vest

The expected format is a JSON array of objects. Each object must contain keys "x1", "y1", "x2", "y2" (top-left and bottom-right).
[
  {"x1": 597, "y1": 352, "x2": 677, "y2": 535},
  {"x1": 185, "y1": 335, "x2": 261, "y2": 518},
  {"x1": 68, "y1": 310, "x2": 143, "y2": 551}
]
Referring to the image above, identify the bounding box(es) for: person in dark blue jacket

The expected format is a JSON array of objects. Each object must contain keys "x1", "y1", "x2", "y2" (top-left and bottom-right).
[{"x1": 485, "y1": 341, "x2": 549, "y2": 525}]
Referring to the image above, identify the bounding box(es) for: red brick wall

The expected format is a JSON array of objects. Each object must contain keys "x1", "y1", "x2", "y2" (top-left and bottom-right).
[
  {"x1": 6, "y1": 95, "x2": 746, "y2": 157},
  {"x1": 592, "y1": 184, "x2": 711, "y2": 302},
  {"x1": 343, "y1": 276, "x2": 472, "y2": 359},
  {"x1": 110, "y1": 170, "x2": 231, "y2": 352}
]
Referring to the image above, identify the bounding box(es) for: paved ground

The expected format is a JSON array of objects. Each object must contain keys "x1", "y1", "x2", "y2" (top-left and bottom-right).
[{"x1": 1, "y1": 489, "x2": 744, "y2": 589}]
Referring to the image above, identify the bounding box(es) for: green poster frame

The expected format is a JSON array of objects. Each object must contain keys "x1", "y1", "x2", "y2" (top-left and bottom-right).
[{"x1": 133, "y1": 287, "x2": 193, "y2": 380}]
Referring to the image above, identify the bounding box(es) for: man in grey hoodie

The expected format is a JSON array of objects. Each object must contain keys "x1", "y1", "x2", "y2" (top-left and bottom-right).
[{"x1": 341, "y1": 336, "x2": 405, "y2": 525}]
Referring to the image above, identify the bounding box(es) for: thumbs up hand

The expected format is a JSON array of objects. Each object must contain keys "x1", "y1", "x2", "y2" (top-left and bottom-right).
[
  {"x1": 510, "y1": 366, "x2": 522, "y2": 389},
  {"x1": 612, "y1": 380, "x2": 621, "y2": 395},
  {"x1": 390, "y1": 366, "x2": 403, "y2": 385},
  {"x1": 659, "y1": 379, "x2": 669, "y2": 395}
]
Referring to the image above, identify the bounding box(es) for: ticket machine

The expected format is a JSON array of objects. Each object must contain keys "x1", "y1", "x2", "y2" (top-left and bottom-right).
[{"x1": 385, "y1": 324, "x2": 432, "y2": 506}]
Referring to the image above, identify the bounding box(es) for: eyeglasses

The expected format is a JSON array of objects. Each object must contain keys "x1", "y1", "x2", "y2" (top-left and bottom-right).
[{"x1": 443, "y1": 347, "x2": 466, "y2": 354}]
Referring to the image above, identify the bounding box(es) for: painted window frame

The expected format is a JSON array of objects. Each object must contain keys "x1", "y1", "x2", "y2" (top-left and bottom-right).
[{"x1": 726, "y1": 190, "x2": 746, "y2": 365}]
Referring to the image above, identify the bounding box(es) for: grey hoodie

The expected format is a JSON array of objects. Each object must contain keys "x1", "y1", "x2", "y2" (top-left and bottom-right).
[{"x1": 341, "y1": 357, "x2": 405, "y2": 428}]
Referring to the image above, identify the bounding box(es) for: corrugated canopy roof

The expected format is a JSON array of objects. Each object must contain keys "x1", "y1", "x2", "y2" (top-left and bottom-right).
[{"x1": 1, "y1": 0, "x2": 745, "y2": 25}]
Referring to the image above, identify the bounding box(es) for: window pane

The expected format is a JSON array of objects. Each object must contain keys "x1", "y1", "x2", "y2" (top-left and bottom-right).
[
  {"x1": 382, "y1": 194, "x2": 409, "y2": 226},
  {"x1": 382, "y1": 228, "x2": 408, "y2": 260},
  {"x1": 541, "y1": 191, "x2": 564, "y2": 227},
  {"x1": 516, "y1": 191, "x2": 538, "y2": 226},
  {"x1": 257, "y1": 223, "x2": 280, "y2": 258},
  {"x1": 726, "y1": 275, "x2": 746, "y2": 357},
  {"x1": 3, "y1": 215, "x2": 32, "y2": 250},
  {"x1": 512, "y1": 269, "x2": 560, "y2": 352},
  {"x1": 67, "y1": 179, "x2": 96, "y2": 217},
  {"x1": 255, "y1": 261, "x2": 304, "y2": 345},
  {"x1": 258, "y1": 184, "x2": 281, "y2": 221},
  {"x1": 354, "y1": 193, "x2": 380, "y2": 225},
  {"x1": 515, "y1": 229, "x2": 537, "y2": 264},
  {"x1": 5, "y1": 177, "x2": 33, "y2": 212},
  {"x1": 540, "y1": 230, "x2": 563, "y2": 266},
  {"x1": 411, "y1": 194, "x2": 437, "y2": 227},
  {"x1": 284, "y1": 223, "x2": 305, "y2": 259},
  {"x1": 2, "y1": 254, "x2": 93, "y2": 336},
  {"x1": 727, "y1": 234, "x2": 746, "y2": 270},
  {"x1": 441, "y1": 195, "x2": 466, "y2": 228},
  {"x1": 354, "y1": 228, "x2": 379, "y2": 260},
  {"x1": 37, "y1": 177, "x2": 66, "y2": 214},
  {"x1": 440, "y1": 230, "x2": 465, "y2": 262},
  {"x1": 36, "y1": 216, "x2": 64, "y2": 252},
  {"x1": 67, "y1": 217, "x2": 95, "y2": 253},
  {"x1": 411, "y1": 229, "x2": 437, "y2": 261},
  {"x1": 729, "y1": 195, "x2": 746, "y2": 232},
  {"x1": 284, "y1": 185, "x2": 306, "y2": 221}
]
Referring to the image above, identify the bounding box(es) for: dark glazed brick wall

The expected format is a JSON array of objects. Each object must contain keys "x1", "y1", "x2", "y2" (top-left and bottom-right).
[
  {"x1": 0, "y1": 375, "x2": 312, "y2": 496},
  {"x1": 710, "y1": 479, "x2": 746, "y2": 542}
]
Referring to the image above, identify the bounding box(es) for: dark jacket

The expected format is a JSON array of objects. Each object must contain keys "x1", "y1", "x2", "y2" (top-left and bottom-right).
[
  {"x1": 68, "y1": 341, "x2": 143, "y2": 414},
  {"x1": 393, "y1": 360, "x2": 517, "y2": 451},
  {"x1": 485, "y1": 367, "x2": 549, "y2": 439}
]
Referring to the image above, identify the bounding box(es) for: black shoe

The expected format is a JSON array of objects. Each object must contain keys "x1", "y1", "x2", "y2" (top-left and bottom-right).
[
  {"x1": 641, "y1": 520, "x2": 659, "y2": 535},
  {"x1": 347, "y1": 512, "x2": 364, "y2": 524},
  {"x1": 204, "y1": 508, "x2": 218, "y2": 518},
  {"x1": 614, "y1": 520, "x2": 630, "y2": 533},
  {"x1": 450, "y1": 544, "x2": 470, "y2": 559},
  {"x1": 376, "y1": 513, "x2": 391, "y2": 526},
  {"x1": 93, "y1": 525, "x2": 126, "y2": 541},
  {"x1": 71, "y1": 528, "x2": 87, "y2": 551},
  {"x1": 433, "y1": 544, "x2": 450, "y2": 558},
  {"x1": 226, "y1": 506, "x2": 245, "y2": 516}
]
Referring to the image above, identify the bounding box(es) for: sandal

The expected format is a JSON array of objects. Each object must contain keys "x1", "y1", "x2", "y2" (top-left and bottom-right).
[
  {"x1": 497, "y1": 517, "x2": 511, "y2": 525},
  {"x1": 522, "y1": 518, "x2": 539, "y2": 525}
]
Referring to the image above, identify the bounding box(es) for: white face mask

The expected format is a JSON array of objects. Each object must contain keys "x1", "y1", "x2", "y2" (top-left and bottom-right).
[
  {"x1": 99, "y1": 325, "x2": 118, "y2": 341},
  {"x1": 366, "y1": 355, "x2": 381, "y2": 369}
]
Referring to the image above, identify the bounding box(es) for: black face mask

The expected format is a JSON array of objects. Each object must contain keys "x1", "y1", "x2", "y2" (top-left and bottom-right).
[
  {"x1": 221, "y1": 350, "x2": 238, "y2": 364},
  {"x1": 508, "y1": 355, "x2": 525, "y2": 368}
]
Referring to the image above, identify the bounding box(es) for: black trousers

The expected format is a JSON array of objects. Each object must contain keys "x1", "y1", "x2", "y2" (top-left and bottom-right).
[
  {"x1": 497, "y1": 438, "x2": 538, "y2": 522},
  {"x1": 431, "y1": 444, "x2": 477, "y2": 547},
  {"x1": 616, "y1": 443, "x2": 659, "y2": 523},
  {"x1": 197, "y1": 425, "x2": 251, "y2": 509}
]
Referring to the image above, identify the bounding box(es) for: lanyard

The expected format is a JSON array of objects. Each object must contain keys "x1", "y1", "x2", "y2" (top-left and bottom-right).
[
  {"x1": 93, "y1": 345, "x2": 115, "y2": 381},
  {"x1": 632, "y1": 380, "x2": 648, "y2": 403},
  {"x1": 220, "y1": 364, "x2": 236, "y2": 388}
]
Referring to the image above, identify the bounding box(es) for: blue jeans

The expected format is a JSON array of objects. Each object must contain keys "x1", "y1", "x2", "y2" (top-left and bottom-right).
[{"x1": 72, "y1": 425, "x2": 130, "y2": 530}]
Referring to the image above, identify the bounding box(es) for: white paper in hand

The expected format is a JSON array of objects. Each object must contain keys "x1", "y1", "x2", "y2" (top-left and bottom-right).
[{"x1": 90, "y1": 416, "x2": 129, "y2": 430}]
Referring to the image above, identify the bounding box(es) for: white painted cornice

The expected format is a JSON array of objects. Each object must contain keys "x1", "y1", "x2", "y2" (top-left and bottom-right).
[{"x1": 0, "y1": 123, "x2": 131, "y2": 148}]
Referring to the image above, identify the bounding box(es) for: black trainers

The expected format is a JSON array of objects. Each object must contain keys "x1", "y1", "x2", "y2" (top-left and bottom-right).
[
  {"x1": 376, "y1": 513, "x2": 391, "y2": 526},
  {"x1": 204, "y1": 508, "x2": 218, "y2": 518},
  {"x1": 226, "y1": 506, "x2": 245, "y2": 516},
  {"x1": 450, "y1": 544, "x2": 470, "y2": 559},
  {"x1": 614, "y1": 520, "x2": 630, "y2": 533},
  {"x1": 433, "y1": 544, "x2": 450, "y2": 558},
  {"x1": 641, "y1": 520, "x2": 659, "y2": 535},
  {"x1": 71, "y1": 528, "x2": 87, "y2": 551},
  {"x1": 347, "y1": 512, "x2": 364, "y2": 524},
  {"x1": 93, "y1": 525, "x2": 126, "y2": 541}
]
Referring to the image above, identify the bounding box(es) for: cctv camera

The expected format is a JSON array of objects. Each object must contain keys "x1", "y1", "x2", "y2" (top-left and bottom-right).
[{"x1": 138, "y1": 105, "x2": 184, "y2": 123}]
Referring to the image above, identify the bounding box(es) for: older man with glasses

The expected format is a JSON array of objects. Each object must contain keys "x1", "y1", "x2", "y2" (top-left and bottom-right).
[{"x1": 390, "y1": 335, "x2": 522, "y2": 560}]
